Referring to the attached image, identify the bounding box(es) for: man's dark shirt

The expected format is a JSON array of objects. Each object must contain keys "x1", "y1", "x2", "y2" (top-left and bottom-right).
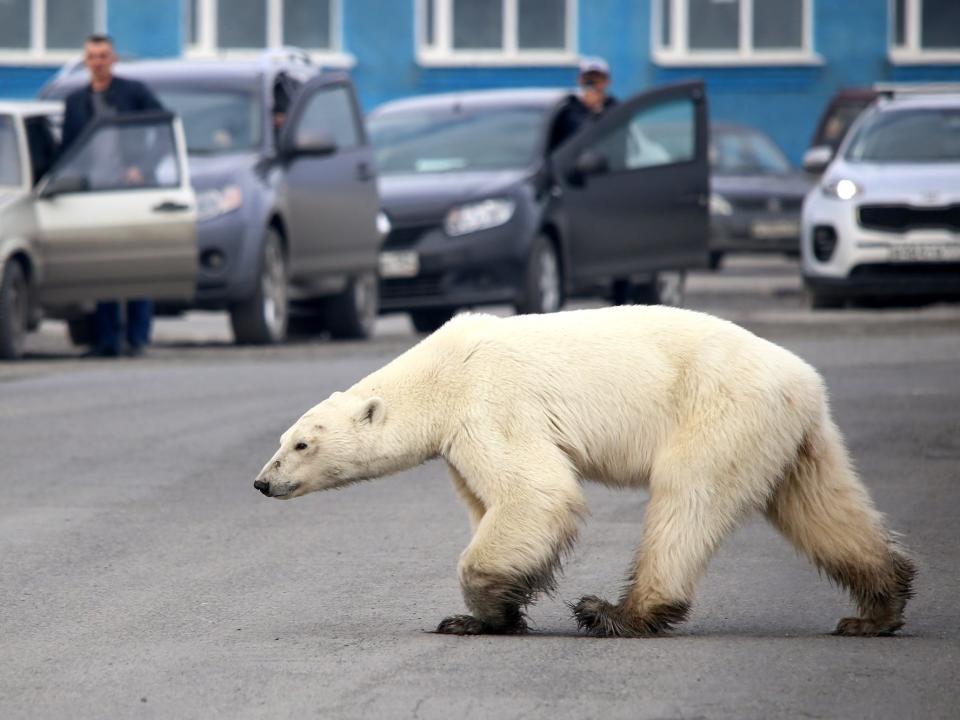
[
  {"x1": 61, "y1": 76, "x2": 163, "y2": 153},
  {"x1": 549, "y1": 94, "x2": 618, "y2": 150}
]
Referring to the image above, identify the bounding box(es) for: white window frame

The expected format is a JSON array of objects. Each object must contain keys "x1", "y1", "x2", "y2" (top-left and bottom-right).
[
  {"x1": 889, "y1": 0, "x2": 960, "y2": 64},
  {"x1": 416, "y1": 0, "x2": 578, "y2": 67},
  {"x1": 652, "y1": 0, "x2": 821, "y2": 66},
  {"x1": 0, "y1": 0, "x2": 106, "y2": 64},
  {"x1": 185, "y1": 0, "x2": 353, "y2": 67}
]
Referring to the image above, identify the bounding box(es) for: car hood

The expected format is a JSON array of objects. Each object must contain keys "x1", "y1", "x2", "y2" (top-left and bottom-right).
[
  {"x1": 186, "y1": 151, "x2": 261, "y2": 190},
  {"x1": 712, "y1": 173, "x2": 813, "y2": 199},
  {"x1": 826, "y1": 161, "x2": 960, "y2": 200},
  {"x1": 0, "y1": 188, "x2": 25, "y2": 214},
  {"x1": 378, "y1": 169, "x2": 531, "y2": 223}
]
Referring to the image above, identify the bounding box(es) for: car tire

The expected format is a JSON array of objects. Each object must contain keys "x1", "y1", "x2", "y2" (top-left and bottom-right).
[
  {"x1": 287, "y1": 308, "x2": 328, "y2": 339},
  {"x1": 808, "y1": 289, "x2": 845, "y2": 310},
  {"x1": 66, "y1": 313, "x2": 96, "y2": 347},
  {"x1": 626, "y1": 271, "x2": 687, "y2": 307},
  {"x1": 230, "y1": 228, "x2": 288, "y2": 345},
  {"x1": 326, "y1": 272, "x2": 379, "y2": 340},
  {"x1": 409, "y1": 307, "x2": 457, "y2": 334},
  {"x1": 708, "y1": 251, "x2": 724, "y2": 271},
  {"x1": 515, "y1": 234, "x2": 563, "y2": 315},
  {"x1": 0, "y1": 260, "x2": 29, "y2": 360}
]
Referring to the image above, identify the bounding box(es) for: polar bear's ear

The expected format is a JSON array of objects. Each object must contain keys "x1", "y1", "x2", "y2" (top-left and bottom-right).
[{"x1": 356, "y1": 396, "x2": 386, "y2": 426}]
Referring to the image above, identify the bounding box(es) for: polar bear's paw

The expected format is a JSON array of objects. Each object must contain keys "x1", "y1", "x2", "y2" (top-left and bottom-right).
[
  {"x1": 833, "y1": 616, "x2": 904, "y2": 637},
  {"x1": 571, "y1": 595, "x2": 689, "y2": 637},
  {"x1": 436, "y1": 614, "x2": 528, "y2": 635}
]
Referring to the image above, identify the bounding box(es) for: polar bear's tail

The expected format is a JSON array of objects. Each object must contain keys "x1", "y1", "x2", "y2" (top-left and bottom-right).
[{"x1": 766, "y1": 412, "x2": 915, "y2": 636}]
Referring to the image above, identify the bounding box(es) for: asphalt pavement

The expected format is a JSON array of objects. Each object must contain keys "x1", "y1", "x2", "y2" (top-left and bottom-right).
[{"x1": 1, "y1": 257, "x2": 958, "y2": 719}]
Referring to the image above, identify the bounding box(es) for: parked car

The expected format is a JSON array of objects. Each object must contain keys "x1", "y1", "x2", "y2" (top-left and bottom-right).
[
  {"x1": 0, "y1": 101, "x2": 197, "y2": 359},
  {"x1": 708, "y1": 123, "x2": 812, "y2": 269},
  {"x1": 40, "y1": 49, "x2": 382, "y2": 344},
  {"x1": 368, "y1": 82, "x2": 709, "y2": 332},
  {"x1": 803, "y1": 87, "x2": 880, "y2": 174},
  {"x1": 801, "y1": 91, "x2": 960, "y2": 308}
]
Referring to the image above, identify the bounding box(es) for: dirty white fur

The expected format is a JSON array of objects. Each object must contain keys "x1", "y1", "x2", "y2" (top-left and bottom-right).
[{"x1": 257, "y1": 306, "x2": 912, "y2": 635}]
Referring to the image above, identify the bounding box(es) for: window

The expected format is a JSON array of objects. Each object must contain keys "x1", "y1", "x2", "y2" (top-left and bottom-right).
[
  {"x1": 653, "y1": 0, "x2": 817, "y2": 65},
  {"x1": 890, "y1": 0, "x2": 960, "y2": 63},
  {"x1": 296, "y1": 85, "x2": 360, "y2": 149},
  {"x1": 0, "y1": 116, "x2": 22, "y2": 187},
  {"x1": 418, "y1": 0, "x2": 577, "y2": 65},
  {"x1": 186, "y1": 0, "x2": 340, "y2": 56},
  {"x1": 0, "y1": 0, "x2": 105, "y2": 59},
  {"x1": 591, "y1": 98, "x2": 695, "y2": 172}
]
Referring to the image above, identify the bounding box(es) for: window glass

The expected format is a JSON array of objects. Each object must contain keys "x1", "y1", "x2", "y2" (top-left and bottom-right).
[
  {"x1": 592, "y1": 98, "x2": 695, "y2": 171},
  {"x1": 660, "y1": 0, "x2": 671, "y2": 47},
  {"x1": 518, "y1": 0, "x2": 566, "y2": 50},
  {"x1": 921, "y1": 0, "x2": 960, "y2": 49},
  {"x1": 0, "y1": 0, "x2": 30, "y2": 50},
  {"x1": 711, "y1": 128, "x2": 792, "y2": 174},
  {"x1": 53, "y1": 119, "x2": 181, "y2": 192},
  {"x1": 369, "y1": 107, "x2": 545, "y2": 174},
  {"x1": 46, "y1": 0, "x2": 96, "y2": 50},
  {"x1": 185, "y1": 0, "x2": 199, "y2": 45},
  {"x1": 753, "y1": 0, "x2": 802, "y2": 49},
  {"x1": 0, "y1": 116, "x2": 22, "y2": 187},
  {"x1": 156, "y1": 89, "x2": 262, "y2": 154},
  {"x1": 688, "y1": 0, "x2": 739, "y2": 50},
  {"x1": 847, "y1": 108, "x2": 960, "y2": 163},
  {"x1": 219, "y1": 0, "x2": 267, "y2": 48},
  {"x1": 453, "y1": 0, "x2": 503, "y2": 49},
  {"x1": 296, "y1": 86, "x2": 359, "y2": 149},
  {"x1": 284, "y1": 0, "x2": 332, "y2": 49},
  {"x1": 893, "y1": 0, "x2": 906, "y2": 47},
  {"x1": 425, "y1": 0, "x2": 435, "y2": 45}
]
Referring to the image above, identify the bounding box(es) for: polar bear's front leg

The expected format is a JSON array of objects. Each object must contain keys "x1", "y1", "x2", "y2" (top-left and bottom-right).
[{"x1": 437, "y1": 446, "x2": 584, "y2": 635}]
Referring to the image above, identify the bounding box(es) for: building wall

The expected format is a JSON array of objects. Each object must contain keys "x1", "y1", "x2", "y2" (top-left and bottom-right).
[{"x1": 1, "y1": 0, "x2": 959, "y2": 164}]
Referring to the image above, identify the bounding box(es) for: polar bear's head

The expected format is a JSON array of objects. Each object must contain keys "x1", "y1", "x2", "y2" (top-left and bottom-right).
[{"x1": 254, "y1": 392, "x2": 386, "y2": 499}]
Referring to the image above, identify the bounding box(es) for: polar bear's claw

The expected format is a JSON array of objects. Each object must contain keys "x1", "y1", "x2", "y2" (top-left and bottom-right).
[
  {"x1": 572, "y1": 595, "x2": 689, "y2": 637},
  {"x1": 436, "y1": 614, "x2": 528, "y2": 635}
]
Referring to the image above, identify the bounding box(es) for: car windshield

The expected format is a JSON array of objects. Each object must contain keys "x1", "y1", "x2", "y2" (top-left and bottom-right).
[
  {"x1": 155, "y1": 89, "x2": 262, "y2": 154},
  {"x1": 845, "y1": 107, "x2": 960, "y2": 163},
  {"x1": 0, "y1": 115, "x2": 22, "y2": 187},
  {"x1": 369, "y1": 107, "x2": 545, "y2": 174},
  {"x1": 711, "y1": 128, "x2": 792, "y2": 175}
]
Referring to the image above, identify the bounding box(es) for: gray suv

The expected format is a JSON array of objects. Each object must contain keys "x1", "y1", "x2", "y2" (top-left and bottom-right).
[{"x1": 41, "y1": 49, "x2": 382, "y2": 344}]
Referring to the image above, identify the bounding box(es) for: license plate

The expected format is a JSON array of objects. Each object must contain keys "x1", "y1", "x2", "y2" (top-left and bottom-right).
[
  {"x1": 889, "y1": 244, "x2": 960, "y2": 262},
  {"x1": 751, "y1": 219, "x2": 799, "y2": 240},
  {"x1": 379, "y1": 251, "x2": 419, "y2": 278}
]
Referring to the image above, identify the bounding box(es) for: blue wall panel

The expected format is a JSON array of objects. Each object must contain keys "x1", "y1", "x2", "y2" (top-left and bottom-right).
[{"x1": 0, "y1": 67, "x2": 58, "y2": 98}]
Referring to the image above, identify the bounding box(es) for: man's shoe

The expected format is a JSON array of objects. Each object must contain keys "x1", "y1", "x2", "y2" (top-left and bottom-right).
[
  {"x1": 126, "y1": 344, "x2": 147, "y2": 357},
  {"x1": 82, "y1": 346, "x2": 121, "y2": 358}
]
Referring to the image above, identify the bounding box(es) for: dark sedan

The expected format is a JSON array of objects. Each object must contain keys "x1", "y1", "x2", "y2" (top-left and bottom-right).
[
  {"x1": 708, "y1": 123, "x2": 813, "y2": 269},
  {"x1": 368, "y1": 84, "x2": 710, "y2": 332}
]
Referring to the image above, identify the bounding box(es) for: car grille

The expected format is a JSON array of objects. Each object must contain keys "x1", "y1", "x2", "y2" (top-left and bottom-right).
[
  {"x1": 731, "y1": 196, "x2": 803, "y2": 212},
  {"x1": 858, "y1": 204, "x2": 960, "y2": 233},
  {"x1": 381, "y1": 273, "x2": 444, "y2": 299},
  {"x1": 382, "y1": 224, "x2": 438, "y2": 250}
]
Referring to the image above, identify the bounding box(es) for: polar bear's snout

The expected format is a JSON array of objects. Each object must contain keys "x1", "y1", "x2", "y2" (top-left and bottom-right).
[{"x1": 253, "y1": 479, "x2": 271, "y2": 495}]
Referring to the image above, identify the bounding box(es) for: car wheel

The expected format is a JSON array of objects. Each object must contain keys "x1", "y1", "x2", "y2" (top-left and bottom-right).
[
  {"x1": 0, "y1": 260, "x2": 29, "y2": 360},
  {"x1": 409, "y1": 307, "x2": 457, "y2": 334},
  {"x1": 326, "y1": 272, "x2": 379, "y2": 340},
  {"x1": 630, "y1": 271, "x2": 686, "y2": 307},
  {"x1": 230, "y1": 228, "x2": 288, "y2": 345},
  {"x1": 808, "y1": 289, "x2": 845, "y2": 310},
  {"x1": 515, "y1": 234, "x2": 563, "y2": 315},
  {"x1": 66, "y1": 313, "x2": 96, "y2": 347}
]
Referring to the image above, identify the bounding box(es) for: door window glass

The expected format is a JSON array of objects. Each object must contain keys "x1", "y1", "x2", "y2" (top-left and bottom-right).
[
  {"x1": 50, "y1": 118, "x2": 181, "y2": 193},
  {"x1": 296, "y1": 85, "x2": 360, "y2": 149},
  {"x1": 590, "y1": 98, "x2": 695, "y2": 172},
  {"x1": 0, "y1": 116, "x2": 22, "y2": 187}
]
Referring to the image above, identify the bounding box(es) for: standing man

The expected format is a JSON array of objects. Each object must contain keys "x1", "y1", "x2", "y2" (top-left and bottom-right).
[
  {"x1": 549, "y1": 56, "x2": 618, "y2": 149},
  {"x1": 62, "y1": 34, "x2": 165, "y2": 357}
]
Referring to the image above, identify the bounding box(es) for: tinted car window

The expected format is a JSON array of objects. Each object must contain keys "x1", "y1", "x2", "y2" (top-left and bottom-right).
[
  {"x1": 591, "y1": 98, "x2": 695, "y2": 172},
  {"x1": 846, "y1": 108, "x2": 960, "y2": 163},
  {"x1": 156, "y1": 89, "x2": 261, "y2": 154},
  {"x1": 297, "y1": 85, "x2": 360, "y2": 149},
  {"x1": 0, "y1": 115, "x2": 21, "y2": 187},
  {"x1": 369, "y1": 106, "x2": 545, "y2": 174},
  {"x1": 818, "y1": 101, "x2": 871, "y2": 150},
  {"x1": 711, "y1": 127, "x2": 792, "y2": 174}
]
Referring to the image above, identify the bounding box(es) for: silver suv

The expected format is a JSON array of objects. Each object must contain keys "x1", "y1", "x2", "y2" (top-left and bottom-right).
[{"x1": 0, "y1": 101, "x2": 197, "y2": 359}]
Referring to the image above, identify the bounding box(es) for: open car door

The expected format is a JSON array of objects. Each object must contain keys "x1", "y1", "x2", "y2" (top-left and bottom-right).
[
  {"x1": 551, "y1": 81, "x2": 709, "y2": 285},
  {"x1": 33, "y1": 111, "x2": 197, "y2": 305}
]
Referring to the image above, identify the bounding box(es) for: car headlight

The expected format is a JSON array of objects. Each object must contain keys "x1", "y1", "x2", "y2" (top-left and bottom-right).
[
  {"x1": 444, "y1": 198, "x2": 516, "y2": 237},
  {"x1": 821, "y1": 178, "x2": 862, "y2": 201},
  {"x1": 376, "y1": 210, "x2": 392, "y2": 239},
  {"x1": 709, "y1": 192, "x2": 733, "y2": 216},
  {"x1": 196, "y1": 185, "x2": 243, "y2": 222}
]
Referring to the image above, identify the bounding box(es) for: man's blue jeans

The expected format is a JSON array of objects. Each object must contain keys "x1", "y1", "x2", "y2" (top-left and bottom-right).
[{"x1": 94, "y1": 299, "x2": 153, "y2": 354}]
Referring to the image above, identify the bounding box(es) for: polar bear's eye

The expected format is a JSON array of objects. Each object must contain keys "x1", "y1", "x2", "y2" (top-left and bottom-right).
[{"x1": 294, "y1": 441, "x2": 308, "y2": 451}]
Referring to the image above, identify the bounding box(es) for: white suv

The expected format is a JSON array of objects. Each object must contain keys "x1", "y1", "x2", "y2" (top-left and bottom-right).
[{"x1": 801, "y1": 92, "x2": 960, "y2": 308}]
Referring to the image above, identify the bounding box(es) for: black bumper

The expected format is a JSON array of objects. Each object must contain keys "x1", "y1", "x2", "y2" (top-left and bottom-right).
[{"x1": 804, "y1": 263, "x2": 960, "y2": 298}]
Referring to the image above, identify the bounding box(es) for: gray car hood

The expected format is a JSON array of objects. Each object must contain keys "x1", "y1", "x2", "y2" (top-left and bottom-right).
[
  {"x1": 712, "y1": 172, "x2": 813, "y2": 199},
  {"x1": 187, "y1": 151, "x2": 261, "y2": 190},
  {"x1": 378, "y1": 169, "x2": 530, "y2": 223}
]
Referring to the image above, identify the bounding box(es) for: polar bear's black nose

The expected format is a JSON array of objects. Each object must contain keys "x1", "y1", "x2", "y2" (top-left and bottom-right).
[{"x1": 254, "y1": 480, "x2": 271, "y2": 496}]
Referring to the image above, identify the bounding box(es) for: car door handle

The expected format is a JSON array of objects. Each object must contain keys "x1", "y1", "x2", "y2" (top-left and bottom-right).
[
  {"x1": 356, "y1": 163, "x2": 373, "y2": 182},
  {"x1": 153, "y1": 201, "x2": 191, "y2": 213}
]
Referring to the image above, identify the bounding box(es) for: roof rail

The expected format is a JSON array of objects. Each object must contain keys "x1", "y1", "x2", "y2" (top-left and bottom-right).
[
  {"x1": 874, "y1": 82, "x2": 960, "y2": 98},
  {"x1": 258, "y1": 47, "x2": 314, "y2": 68}
]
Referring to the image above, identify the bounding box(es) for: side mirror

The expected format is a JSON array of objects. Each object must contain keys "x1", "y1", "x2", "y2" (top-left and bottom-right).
[
  {"x1": 280, "y1": 128, "x2": 337, "y2": 159},
  {"x1": 802, "y1": 145, "x2": 834, "y2": 175},
  {"x1": 38, "y1": 175, "x2": 89, "y2": 199},
  {"x1": 567, "y1": 149, "x2": 609, "y2": 185}
]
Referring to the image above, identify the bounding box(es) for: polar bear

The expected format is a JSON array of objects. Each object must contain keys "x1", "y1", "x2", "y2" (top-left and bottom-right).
[{"x1": 254, "y1": 306, "x2": 914, "y2": 637}]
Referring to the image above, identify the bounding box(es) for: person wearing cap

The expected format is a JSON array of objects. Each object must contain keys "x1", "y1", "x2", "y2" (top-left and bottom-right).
[{"x1": 549, "y1": 56, "x2": 618, "y2": 148}]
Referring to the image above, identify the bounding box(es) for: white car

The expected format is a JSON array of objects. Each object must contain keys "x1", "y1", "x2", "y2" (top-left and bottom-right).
[{"x1": 801, "y1": 93, "x2": 960, "y2": 308}]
